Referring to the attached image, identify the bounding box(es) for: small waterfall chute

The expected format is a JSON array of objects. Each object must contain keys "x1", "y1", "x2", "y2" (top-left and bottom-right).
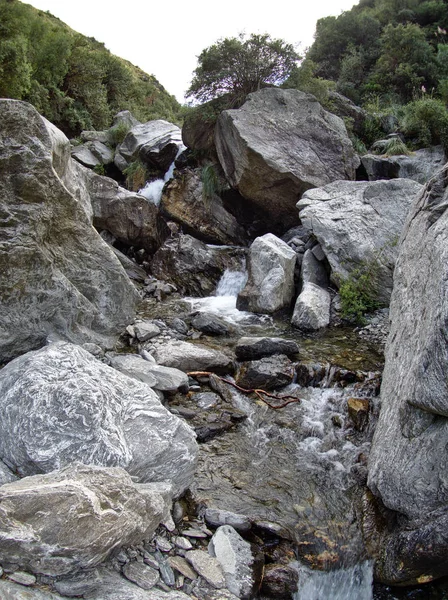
[{"x1": 138, "y1": 144, "x2": 185, "y2": 205}]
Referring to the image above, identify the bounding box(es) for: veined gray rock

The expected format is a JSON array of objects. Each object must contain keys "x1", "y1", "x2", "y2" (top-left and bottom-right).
[
  {"x1": 0, "y1": 342, "x2": 198, "y2": 496},
  {"x1": 0, "y1": 463, "x2": 170, "y2": 577},
  {"x1": 297, "y1": 178, "x2": 423, "y2": 304},
  {"x1": 215, "y1": 88, "x2": 359, "y2": 232},
  {"x1": 115, "y1": 120, "x2": 182, "y2": 173},
  {"x1": 367, "y1": 162, "x2": 448, "y2": 585},
  {"x1": 237, "y1": 234, "x2": 296, "y2": 314}
]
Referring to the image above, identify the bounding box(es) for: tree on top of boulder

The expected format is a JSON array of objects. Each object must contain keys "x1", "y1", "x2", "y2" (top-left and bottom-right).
[{"x1": 186, "y1": 33, "x2": 300, "y2": 104}]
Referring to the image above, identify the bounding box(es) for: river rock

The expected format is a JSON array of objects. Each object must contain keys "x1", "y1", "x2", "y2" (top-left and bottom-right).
[
  {"x1": 84, "y1": 568, "x2": 191, "y2": 600},
  {"x1": 160, "y1": 168, "x2": 248, "y2": 246},
  {"x1": 215, "y1": 88, "x2": 359, "y2": 232},
  {"x1": 260, "y1": 563, "x2": 299, "y2": 599},
  {"x1": 191, "y1": 312, "x2": 231, "y2": 336},
  {"x1": 134, "y1": 321, "x2": 162, "y2": 341},
  {"x1": 122, "y1": 562, "x2": 160, "y2": 590},
  {"x1": 71, "y1": 144, "x2": 101, "y2": 168},
  {"x1": 209, "y1": 525, "x2": 258, "y2": 599},
  {"x1": 0, "y1": 580, "x2": 62, "y2": 599},
  {"x1": 151, "y1": 234, "x2": 246, "y2": 297},
  {"x1": 237, "y1": 234, "x2": 296, "y2": 313},
  {"x1": 291, "y1": 282, "x2": 331, "y2": 331},
  {"x1": 110, "y1": 354, "x2": 189, "y2": 393},
  {"x1": 367, "y1": 163, "x2": 448, "y2": 584},
  {"x1": 0, "y1": 99, "x2": 139, "y2": 362},
  {"x1": 297, "y1": 178, "x2": 423, "y2": 304},
  {"x1": 87, "y1": 171, "x2": 169, "y2": 253},
  {"x1": 145, "y1": 339, "x2": 233, "y2": 375},
  {"x1": 185, "y1": 550, "x2": 225, "y2": 589},
  {"x1": 0, "y1": 463, "x2": 170, "y2": 577},
  {"x1": 301, "y1": 249, "x2": 329, "y2": 288},
  {"x1": 0, "y1": 342, "x2": 197, "y2": 495},
  {"x1": 205, "y1": 509, "x2": 251, "y2": 532},
  {"x1": 361, "y1": 146, "x2": 446, "y2": 184},
  {"x1": 327, "y1": 91, "x2": 367, "y2": 136},
  {"x1": 236, "y1": 355, "x2": 294, "y2": 391},
  {"x1": 235, "y1": 337, "x2": 300, "y2": 361},
  {"x1": 116, "y1": 120, "x2": 182, "y2": 173}
]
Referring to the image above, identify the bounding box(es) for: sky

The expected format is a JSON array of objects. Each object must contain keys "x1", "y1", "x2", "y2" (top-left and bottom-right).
[{"x1": 25, "y1": 0, "x2": 358, "y2": 103}]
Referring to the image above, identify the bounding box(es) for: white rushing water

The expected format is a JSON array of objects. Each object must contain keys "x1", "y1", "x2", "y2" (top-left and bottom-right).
[
  {"x1": 187, "y1": 268, "x2": 254, "y2": 322},
  {"x1": 295, "y1": 562, "x2": 374, "y2": 600},
  {"x1": 138, "y1": 144, "x2": 185, "y2": 205}
]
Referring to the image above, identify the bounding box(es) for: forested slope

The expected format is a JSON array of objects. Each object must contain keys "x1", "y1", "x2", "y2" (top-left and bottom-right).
[{"x1": 0, "y1": 0, "x2": 181, "y2": 136}]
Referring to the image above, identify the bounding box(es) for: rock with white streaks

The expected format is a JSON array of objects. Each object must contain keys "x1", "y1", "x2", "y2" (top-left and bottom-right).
[
  {"x1": 0, "y1": 463, "x2": 170, "y2": 577},
  {"x1": 0, "y1": 342, "x2": 197, "y2": 495}
]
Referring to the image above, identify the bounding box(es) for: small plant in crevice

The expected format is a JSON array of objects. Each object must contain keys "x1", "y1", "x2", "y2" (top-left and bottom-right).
[
  {"x1": 338, "y1": 258, "x2": 381, "y2": 324},
  {"x1": 123, "y1": 160, "x2": 148, "y2": 191},
  {"x1": 201, "y1": 163, "x2": 222, "y2": 205},
  {"x1": 93, "y1": 163, "x2": 105, "y2": 176},
  {"x1": 108, "y1": 121, "x2": 131, "y2": 146}
]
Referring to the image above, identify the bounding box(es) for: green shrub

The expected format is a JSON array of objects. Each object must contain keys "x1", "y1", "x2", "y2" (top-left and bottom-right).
[
  {"x1": 400, "y1": 97, "x2": 448, "y2": 150},
  {"x1": 373, "y1": 137, "x2": 411, "y2": 156},
  {"x1": 93, "y1": 164, "x2": 105, "y2": 175},
  {"x1": 339, "y1": 260, "x2": 380, "y2": 323},
  {"x1": 201, "y1": 163, "x2": 222, "y2": 203},
  {"x1": 108, "y1": 121, "x2": 130, "y2": 146}
]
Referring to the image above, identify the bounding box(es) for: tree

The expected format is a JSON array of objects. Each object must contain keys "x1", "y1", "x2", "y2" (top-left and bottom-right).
[
  {"x1": 186, "y1": 33, "x2": 300, "y2": 104},
  {"x1": 370, "y1": 23, "x2": 438, "y2": 100}
]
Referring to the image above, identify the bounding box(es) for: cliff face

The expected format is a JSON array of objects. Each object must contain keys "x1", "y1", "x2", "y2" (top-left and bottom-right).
[{"x1": 367, "y1": 163, "x2": 448, "y2": 585}]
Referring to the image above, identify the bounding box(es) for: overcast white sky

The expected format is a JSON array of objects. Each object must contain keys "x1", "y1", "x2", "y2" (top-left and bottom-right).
[{"x1": 25, "y1": 0, "x2": 357, "y2": 103}]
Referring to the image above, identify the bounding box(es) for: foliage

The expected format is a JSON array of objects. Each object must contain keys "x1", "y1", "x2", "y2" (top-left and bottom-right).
[
  {"x1": 201, "y1": 163, "x2": 222, "y2": 203},
  {"x1": 400, "y1": 96, "x2": 448, "y2": 149},
  {"x1": 186, "y1": 33, "x2": 300, "y2": 104},
  {"x1": 123, "y1": 160, "x2": 148, "y2": 192},
  {"x1": 0, "y1": 0, "x2": 182, "y2": 136},
  {"x1": 339, "y1": 260, "x2": 381, "y2": 323},
  {"x1": 108, "y1": 121, "x2": 131, "y2": 145},
  {"x1": 374, "y1": 137, "x2": 411, "y2": 155},
  {"x1": 306, "y1": 0, "x2": 448, "y2": 106},
  {"x1": 284, "y1": 58, "x2": 335, "y2": 106},
  {"x1": 370, "y1": 23, "x2": 438, "y2": 101},
  {"x1": 93, "y1": 164, "x2": 105, "y2": 176}
]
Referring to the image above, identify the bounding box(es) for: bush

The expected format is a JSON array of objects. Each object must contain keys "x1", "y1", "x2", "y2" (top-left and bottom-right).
[
  {"x1": 338, "y1": 260, "x2": 380, "y2": 323},
  {"x1": 400, "y1": 97, "x2": 448, "y2": 150},
  {"x1": 108, "y1": 121, "x2": 130, "y2": 146},
  {"x1": 201, "y1": 163, "x2": 222, "y2": 203}
]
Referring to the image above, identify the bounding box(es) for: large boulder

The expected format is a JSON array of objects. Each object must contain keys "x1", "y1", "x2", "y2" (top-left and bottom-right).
[
  {"x1": 237, "y1": 234, "x2": 296, "y2": 313},
  {"x1": 297, "y1": 178, "x2": 423, "y2": 304},
  {"x1": 215, "y1": 88, "x2": 359, "y2": 232},
  {"x1": 366, "y1": 163, "x2": 448, "y2": 584},
  {"x1": 361, "y1": 146, "x2": 446, "y2": 184},
  {"x1": 291, "y1": 282, "x2": 331, "y2": 331},
  {"x1": 86, "y1": 171, "x2": 169, "y2": 253},
  {"x1": 0, "y1": 100, "x2": 139, "y2": 362},
  {"x1": 160, "y1": 168, "x2": 248, "y2": 246},
  {"x1": 0, "y1": 463, "x2": 170, "y2": 577},
  {"x1": 0, "y1": 342, "x2": 198, "y2": 496},
  {"x1": 115, "y1": 120, "x2": 182, "y2": 173},
  {"x1": 144, "y1": 339, "x2": 234, "y2": 375},
  {"x1": 151, "y1": 234, "x2": 246, "y2": 297}
]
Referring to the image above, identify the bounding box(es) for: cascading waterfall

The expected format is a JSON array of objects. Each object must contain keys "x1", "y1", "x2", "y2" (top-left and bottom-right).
[
  {"x1": 294, "y1": 562, "x2": 374, "y2": 600},
  {"x1": 138, "y1": 144, "x2": 186, "y2": 205}
]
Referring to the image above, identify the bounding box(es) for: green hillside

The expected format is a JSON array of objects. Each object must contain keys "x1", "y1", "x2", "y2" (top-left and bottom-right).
[{"x1": 0, "y1": 0, "x2": 182, "y2": 136}]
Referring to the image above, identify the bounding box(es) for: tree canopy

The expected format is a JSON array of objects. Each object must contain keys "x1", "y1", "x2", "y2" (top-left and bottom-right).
[{"x1": 186, "y1": 33, "x2": 300, "y2": 104}]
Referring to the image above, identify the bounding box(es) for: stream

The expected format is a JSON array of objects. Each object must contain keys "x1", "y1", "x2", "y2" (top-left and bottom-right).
[{"x1": 139, "y1": 268, "x2": 448, "y2": 599}]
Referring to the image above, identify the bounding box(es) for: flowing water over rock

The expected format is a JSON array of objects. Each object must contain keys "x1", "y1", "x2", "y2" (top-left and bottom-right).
[
  {"x1": 139, "y1": 145, "x2": 186, "y2": 205},
  {"x1": 295, "y1": 562, "x2": 374, "y2": 600}
]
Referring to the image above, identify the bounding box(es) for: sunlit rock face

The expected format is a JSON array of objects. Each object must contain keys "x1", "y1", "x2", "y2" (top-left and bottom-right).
[
  {"x1": 0, "y1": 99, "x2": 139, "y2": 362},
  {"x1": 215, "y1": 88, "x2": 360, "y2": 233}
]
